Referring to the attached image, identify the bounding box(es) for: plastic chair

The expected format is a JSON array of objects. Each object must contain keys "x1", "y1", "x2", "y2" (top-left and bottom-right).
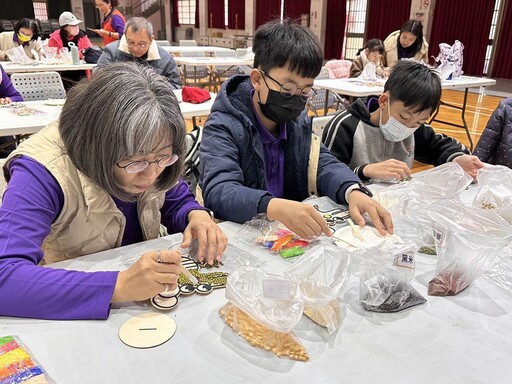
[
  {"x1": 179, "y1": 51, "x2": 215, "y2": 90},
  {"x1": 10, "y1": 72, "x2": 66, "y2": 101},
  {"x1": 38, "y1": 20, "x2": 52, "y2": 39},
  {"x1": 312, "y1": 115, "x2": 336, "y2": 137},
  {"x1": 179, "y1": 40, "x2": 197, "y2": 47},
  {"x1": 213, "y1": 50, "x2": 242, "y2": 83},
  {"x1": 0, "y1": 20, "x2": 14, "y2": 33},
  {"x1": 307, "y1": 67, "x2": 345, "y2": 116},
  {"x1": 156, "y1": 40, "x2": 171, "y2": 46}
]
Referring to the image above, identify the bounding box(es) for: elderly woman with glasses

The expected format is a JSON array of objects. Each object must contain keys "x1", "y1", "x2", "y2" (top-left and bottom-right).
[{"x1": 0, "y1": 62, "x2": 226, "y2": 320}]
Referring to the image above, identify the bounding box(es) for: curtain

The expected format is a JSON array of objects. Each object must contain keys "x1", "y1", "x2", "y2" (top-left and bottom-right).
[
  {"x1": 207, "y1": 0, "x2": 224, "y2": 29},
  {"x1": 491, "y1": 0, "x2": 512, "y2": 79},
  {"x1": 0, "y1": 0, "x2": 35, "y2": 20},
  {"x1": 429, "y1": 0, "x2": 494, "y2": 76},
  {"x1": 195, "y1": 0, "x2": 199, "y2": 28},
  {"x1": 47, "y1": 0, "x2": 71, "y2": 20},
  {"x1": 256, "y1": 0, "x2": 281, "y2": 28},
  {"x1": 365, "y1": 0, "x2": 411, "y2": 41},
  {"x1": 284, "y1": 0, "x2": 311, "y2": 21},
  {"x1": 227, "y1": 0, "x2": 245, "y2": 30},
  {"x1": 172, "y1": 0, "x2": 180, "y2": 27},
  {"x1": 324, "y1": 0, "x2": 346, "y2": 60}
]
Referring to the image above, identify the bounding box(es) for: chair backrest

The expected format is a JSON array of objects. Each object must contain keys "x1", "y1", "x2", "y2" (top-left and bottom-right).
[
  {"x1": 185, "y1": 27, "x2": 194, "y2": 40},
  {"x1": 213, "y1": 50, "x2": 241, "y2": 78},
  {"x1": 324, "y1": 59, "x2": 352, "y2": 79},
  {"x1": 179, "y1": 51, "x2": 209, "y2": 80},
  {"x1": 156, "y1": 40, "x2": 171, "y2": 46},
  {"x1": 10, "y1": 72, "x2": 66, "y2": 101},
  {"x1": 235, "y1": 48, "x2": 247, "y2": 58},
  {"x1": 38, "y1": 20, "x2": 52, "y2": 38},
  {"x1": 48, "y1": 19, "x2": 60, "y2": 32},
  {"x1": 0, "y1": 20, "x2": 14, "y2": 33},
  {"x1": 179, "y1": 39, "x2": 197, "y2": 47},
  {"x1": 214, "y1": 50, "x2": 236, "y2": 58},
  {"x1": 307, "y1": 67, "x2": 336, "y2": 116},
  {"x1": 312, "y1": 115, "x2": 335, "y2": 137}
]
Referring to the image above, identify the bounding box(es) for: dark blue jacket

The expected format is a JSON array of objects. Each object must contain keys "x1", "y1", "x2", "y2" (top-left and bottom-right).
[
  {"x1": 199, "y1": 75, "x2": 362, "y2": 223},
  {"x1": 475, "y1": 97, "x2": 512, "y2": 168}
]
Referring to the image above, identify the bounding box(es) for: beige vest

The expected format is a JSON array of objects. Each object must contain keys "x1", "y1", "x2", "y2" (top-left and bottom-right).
[
  {"x1": 382, "y1": 30, "x2": 429, "y2": 68},
  {"x1": 3, "y1": 122, "x2": 165, "y2": 264}
]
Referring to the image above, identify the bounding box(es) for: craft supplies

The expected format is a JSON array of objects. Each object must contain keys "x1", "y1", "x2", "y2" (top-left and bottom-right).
[
  {"x1": 0, "y1": 335, "x2": 54, "y2": 383},
  {"x1": 118, "y1": 313, "x2": 177, "y2": 348}
]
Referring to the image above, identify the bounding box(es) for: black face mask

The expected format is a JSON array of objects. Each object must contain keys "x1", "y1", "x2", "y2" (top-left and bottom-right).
[{"x1": 258, "y1": 89, "x2": 307, "y2": 124}]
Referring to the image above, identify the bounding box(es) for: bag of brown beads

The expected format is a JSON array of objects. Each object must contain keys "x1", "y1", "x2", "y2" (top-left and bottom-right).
[
  {"x1": 220, "y1": 268, "x2": 308, "y2": 361},
  {"x1": 428, "y1": 203, "x2": 512, "y2": 296},
  {"x1": 285, "y1": 245, "x2": 350, "y2": 334}
]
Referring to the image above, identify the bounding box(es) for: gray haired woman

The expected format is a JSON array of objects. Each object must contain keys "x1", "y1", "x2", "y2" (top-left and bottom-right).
[{"x1": 0, "y1": 62, "x2": 227, "y2": 320}]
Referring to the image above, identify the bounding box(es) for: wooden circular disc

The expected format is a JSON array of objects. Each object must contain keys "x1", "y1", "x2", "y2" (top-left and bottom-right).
[
  {"x1": 195, "y1": 283, "x2": 213, "y2": 295},
  {"x1": 119, "y1": 313, "x2": 176, "y2": 348},
  {"x1": 151, "y1": 294, "x2": 179, "y2": 310},
  {"x1": 160, "y1": 286, "x2": 180, "y2": 298}
]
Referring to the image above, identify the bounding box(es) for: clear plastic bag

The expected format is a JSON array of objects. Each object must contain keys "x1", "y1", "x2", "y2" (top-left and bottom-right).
[
  {"x1": 285, "y1": 245, "x2": 351, "y2": 334},
  {"x1": 485, "y1": 244, "x2": 512, "y2": 295},
  {"x1": 237, "y1": 215, "x2": 317, "y2": 260},
  {"x1": 5, "y1": 46, "x2": 33, "y2": 64},
  {"x1": 473, "y1": 165, "x2": 512, "y2": 224},
  {"x1": 220, "y1": 267, "x2": 308, "y2": 361},
  {"x1": 428, "y1": 203, "x2": 512, "y2": 296}
]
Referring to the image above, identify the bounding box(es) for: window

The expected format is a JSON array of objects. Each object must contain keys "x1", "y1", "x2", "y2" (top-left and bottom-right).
[
  {"x1": 33, "y1": 0, "x2": 48, "y2": 20},
  {"x1": 484, "y1": 0, "x2": 502, "y2": 74},
  {"x1": 178, "y1": 0, "x2": 196, "y2": 25},
  {"x1": 344, "y1": 0, "x2": 367, "y2": 60}
]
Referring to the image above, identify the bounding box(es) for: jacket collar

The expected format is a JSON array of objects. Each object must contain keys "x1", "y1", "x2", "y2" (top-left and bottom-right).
[{"x1": 118, "y1": 34, "x2": 161, "y2": 61}]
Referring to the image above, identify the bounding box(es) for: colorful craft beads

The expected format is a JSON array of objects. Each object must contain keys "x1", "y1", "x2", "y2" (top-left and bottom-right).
[
  {"x1": 279, "y1": 246, "x2": 305, "y2": 259},
  {"x1": 270, "y1": 234, "x2": 296, "y2": 252}
]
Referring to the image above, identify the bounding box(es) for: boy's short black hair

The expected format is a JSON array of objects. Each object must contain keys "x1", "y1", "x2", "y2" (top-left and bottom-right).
[
  {"x1": 384, "y1": 61, "x2": 441, "y2": 113},
  {"x1": 252, "y1": 19, "x2": 323, "y2": 79}
]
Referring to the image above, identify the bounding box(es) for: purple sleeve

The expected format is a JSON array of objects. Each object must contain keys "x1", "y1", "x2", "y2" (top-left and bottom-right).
[
  {"x1": 160, "y1": 179, "x2": 204, "y2": 233},
  {"x1": 111, "y1": 15, "x2": 125, "y2": 37},
  {"x1": 0, "y1": 157, "x2": 118, "y2": 320},
  {"x1": 0, "y1": 65, "x2": 23, "y2": 102}
]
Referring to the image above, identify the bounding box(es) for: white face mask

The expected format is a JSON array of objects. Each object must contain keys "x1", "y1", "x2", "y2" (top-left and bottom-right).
[{"x1": 379, "y1": 102, "x2": 418, "y2": 142}]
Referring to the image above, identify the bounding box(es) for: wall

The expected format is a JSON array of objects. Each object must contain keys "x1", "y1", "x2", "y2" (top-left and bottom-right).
[{"x1": 409, "y1": 0, "x2": 435, "y2": 40}]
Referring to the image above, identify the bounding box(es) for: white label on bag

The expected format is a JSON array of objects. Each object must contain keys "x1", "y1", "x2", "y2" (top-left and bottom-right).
[
  {"x1": 432, "y1": 224, "x2": 445, "y2": 246},
  {"x1": 395, "y1": 252, "x2": 415, "y2": 269},
  {"x1": 262, "y1": 279, "x2": 291, "y2": 300}
]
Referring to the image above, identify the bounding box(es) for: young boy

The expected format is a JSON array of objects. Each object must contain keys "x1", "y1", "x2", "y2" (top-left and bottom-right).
[
  {"x1": 322, "y1": 60, "x2": 484, "y2": 182},
  {"x1": 199, "y1": 19, "x2": 392, "y2": 238}
]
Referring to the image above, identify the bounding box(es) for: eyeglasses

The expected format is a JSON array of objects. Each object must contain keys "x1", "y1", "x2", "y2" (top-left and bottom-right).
[
  {"x1": 260, "y1": 69, "x2": 317, "y2": 102},
  {"x1": 116, "y1": 154, "x2": 179, "y2": 174},
  {"x1": 126, "y1": 40, "x2": 149, "y2": 49}
]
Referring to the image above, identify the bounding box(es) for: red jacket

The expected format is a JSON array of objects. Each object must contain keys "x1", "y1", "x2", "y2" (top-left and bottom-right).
[{"x1": 48, "y1": 29, "x2": 93, "y2": 59}]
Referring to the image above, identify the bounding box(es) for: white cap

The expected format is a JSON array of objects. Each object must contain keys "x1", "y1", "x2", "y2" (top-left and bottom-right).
[{"x1": 59, "y1": 11, "x2": 82, "y2": 26}]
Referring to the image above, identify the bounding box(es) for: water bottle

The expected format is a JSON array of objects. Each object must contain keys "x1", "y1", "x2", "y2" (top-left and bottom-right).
[{"x1": 68, "y1": 42, "x2": 80, "y2": 65}]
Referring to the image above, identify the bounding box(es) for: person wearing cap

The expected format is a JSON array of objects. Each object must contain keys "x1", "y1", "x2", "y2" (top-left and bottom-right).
[
  {"x1": 48, "y1": 11, "x2": 93, "y2": 59},
  {"x1": 97, "y1": 17, "x2": 181, "y2": 89},
  {"x1": 0, "y1": 18, "x2": 42, "y2": 61}
]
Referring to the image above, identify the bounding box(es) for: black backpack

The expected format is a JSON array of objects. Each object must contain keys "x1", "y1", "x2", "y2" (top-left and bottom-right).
[
  {"x1": 83, "y1": 46, "x2": 103, "y2": 63},
  {"x1": 183, "y1": 125, "x2": 203, "y2": 195}
]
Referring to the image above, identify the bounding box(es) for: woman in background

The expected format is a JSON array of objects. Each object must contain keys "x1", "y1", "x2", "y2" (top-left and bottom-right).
[
  {"x1": 378, "y1": 20, "x2": 429, "y2": 77},
  {"x1": 91, "y1": 0, "x2": 126, "y2": 46},
  {"x1": 0, "y1": 18, "x2": 42, "y2": 60},
  {"x1": 49, "y1": 11, "x2": 93, "y2": 59}
]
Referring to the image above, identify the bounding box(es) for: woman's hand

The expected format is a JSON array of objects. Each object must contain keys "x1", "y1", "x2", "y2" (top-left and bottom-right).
[
  {"x1": 181, "y1": 209, "x2": 228, "y2": 264},
  {"x1": 0, "y1": 97, "x2": 12, "y2": 105},
  {"x1": 267, "y1": 198, "x2": 331, "y2": 238},
  {"x1": 347, "y1": 189, "x2": 393, "y2": 235},
  {"x1": 363, "y1": 159, "x2": 412, "y2": 181},
  {"x1": 112, "y1": 249, "x2": 181, "y2": 303}
]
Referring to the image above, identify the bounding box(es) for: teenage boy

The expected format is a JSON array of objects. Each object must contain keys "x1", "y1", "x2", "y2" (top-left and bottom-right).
[
  {"x1": 322, "y1": 60, "x2": 483, "y2": 182},
  {"x1": 199, "y1": 19, "x2": 393, "y2": 238}
]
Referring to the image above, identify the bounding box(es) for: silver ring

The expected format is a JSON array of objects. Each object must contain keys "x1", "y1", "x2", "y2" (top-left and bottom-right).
[{"x1": 156, "y1": 251, "x2": 162, "y2": 263}]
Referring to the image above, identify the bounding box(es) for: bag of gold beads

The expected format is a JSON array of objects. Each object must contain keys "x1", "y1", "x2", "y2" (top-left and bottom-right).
[
  {"x1": 219, "y1": 267, "x2": 309, "y2": 361},
  {"x1": 285, "y1": 245, "x2": 351, "y2": 334},
  {"x1": 428, "y1": 202, "x2": 512, "y2": 296},
  {"x1": 472, "y1": 165, "x2": 512, "y2": 224}
]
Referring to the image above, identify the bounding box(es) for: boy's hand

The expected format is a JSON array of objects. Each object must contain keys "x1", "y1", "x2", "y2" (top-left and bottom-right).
[
  {"x1": 452, "y1": 155, "x2": 484, "y2": 181},
  {"x1": 267, "y1": 198, "x2": 331, "y2": 238},
  {"x1": 347, "y1": 190, "x2": 393, "y2": 235},
  {"x1": 363, "y1": 159, "x2": 412, "y2": 181}
]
